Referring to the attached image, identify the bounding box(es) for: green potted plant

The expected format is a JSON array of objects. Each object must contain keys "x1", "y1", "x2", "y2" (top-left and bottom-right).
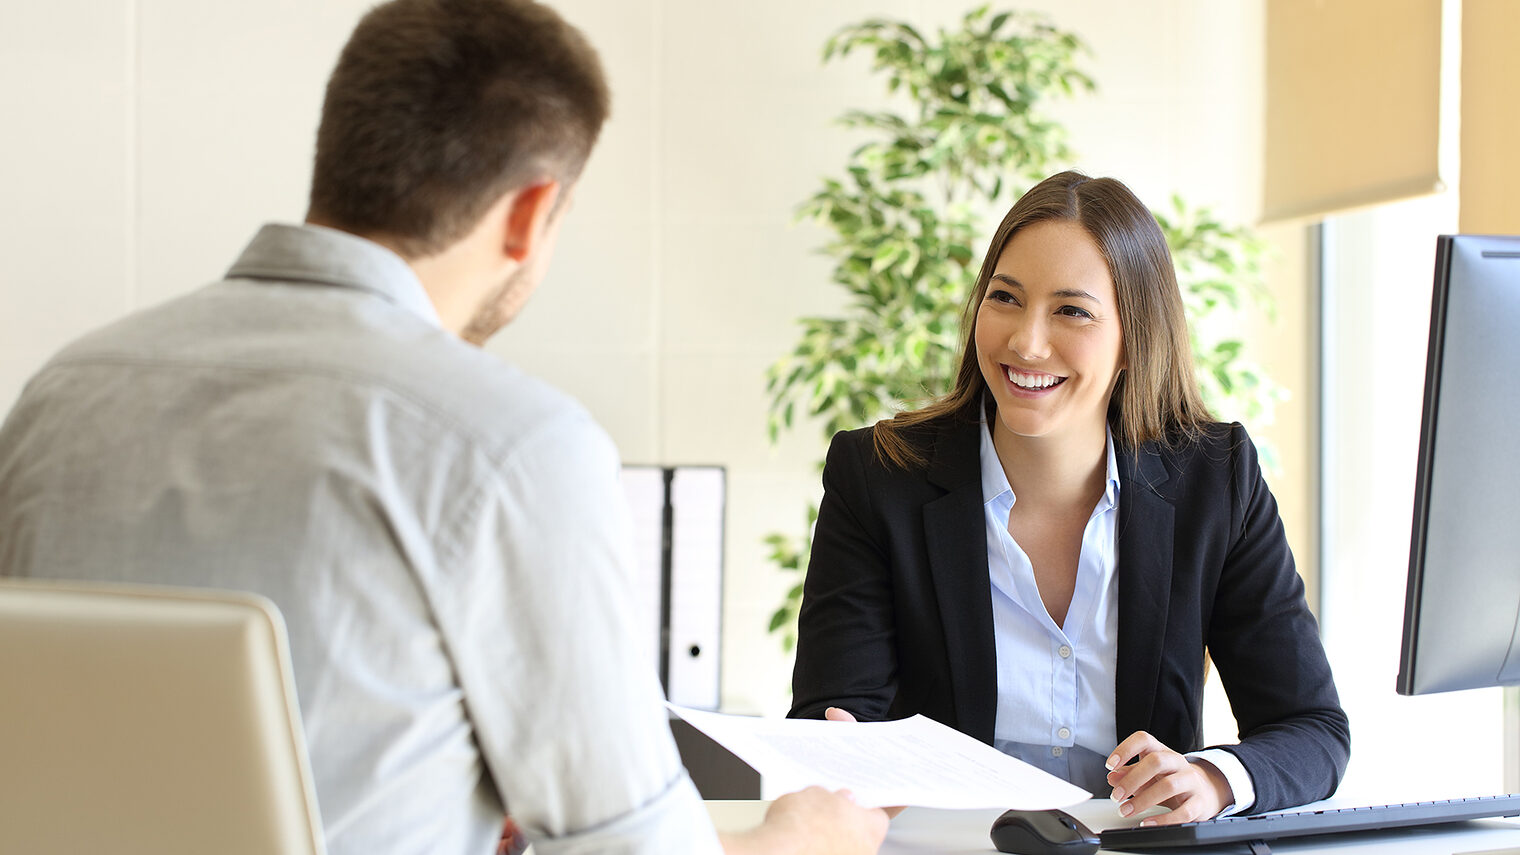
[{"x1": 765, "y1": 6, "x2": 1280, "y2": 650}]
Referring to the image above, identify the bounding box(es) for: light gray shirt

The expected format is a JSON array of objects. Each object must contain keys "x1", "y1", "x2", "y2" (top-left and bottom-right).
[{"x1": 0, "y1": 223, "x2": 722, "y2": 855}]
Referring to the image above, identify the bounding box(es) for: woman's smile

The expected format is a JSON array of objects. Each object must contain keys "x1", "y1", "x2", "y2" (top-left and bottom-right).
[{"x1": 1002, "y1": 365, "x2": 1068, "y2": 396}]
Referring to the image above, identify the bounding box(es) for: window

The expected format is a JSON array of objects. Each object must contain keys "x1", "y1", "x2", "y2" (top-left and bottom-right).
[{"x1": 1318, "y1": 192, "x2": 1504, "y2": 800}]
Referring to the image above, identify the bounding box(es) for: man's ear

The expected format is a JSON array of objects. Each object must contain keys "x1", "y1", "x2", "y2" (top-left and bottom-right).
[{"x1": 502, "y1": 179, "x2": 562, "y2": 263}]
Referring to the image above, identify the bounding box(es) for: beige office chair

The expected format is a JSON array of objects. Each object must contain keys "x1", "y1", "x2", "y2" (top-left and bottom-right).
[{"x1": 0, "y1": 579, "x2": 326, "y2": 855}]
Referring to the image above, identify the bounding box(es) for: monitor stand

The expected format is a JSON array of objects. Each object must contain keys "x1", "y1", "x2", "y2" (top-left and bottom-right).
[
  {"x1": 1507, "y1": 686, "x2": 1519, "y2": 793},
  {"x1": 1452, "y1": 688, "x2": 1520, "y2": 855}
]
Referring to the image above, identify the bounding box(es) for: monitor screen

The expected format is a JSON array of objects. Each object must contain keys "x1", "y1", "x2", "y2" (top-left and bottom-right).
[{"x1": 1397, "y1": 234, "x2": 1520, "y2": 696}]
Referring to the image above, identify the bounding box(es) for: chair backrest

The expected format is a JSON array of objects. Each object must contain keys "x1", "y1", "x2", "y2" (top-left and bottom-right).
[{"x1": 0, "y1": 579, "x2": 325, "y2": 855}]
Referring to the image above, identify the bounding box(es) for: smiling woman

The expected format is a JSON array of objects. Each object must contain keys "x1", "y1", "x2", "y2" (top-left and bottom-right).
[
  {"x1": 788, "y1": 171, "x2": 1350, "y2": 827},
  {"x1": 976, "y1": 219, "x2": 1126, "y2": 453}
]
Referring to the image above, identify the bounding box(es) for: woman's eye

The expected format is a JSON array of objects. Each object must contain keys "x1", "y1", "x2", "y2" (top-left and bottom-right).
[
  {"x1": 1059, "y1": 305, "x2": 1094, "y2": 319},
  {"x1": 988, "y1": 290, "x2": 1018, "y2": 305}
]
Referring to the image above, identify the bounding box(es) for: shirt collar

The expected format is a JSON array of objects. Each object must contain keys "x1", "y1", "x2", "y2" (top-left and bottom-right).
[
  {"x1": 224, "y1": 223, "x2": 443, "y2": 328},
  {"x1": 979, "y1": 408, "x2": 1014, "y2": 507},
  {"x1": 978, "y1": 405, "x2": 1122, "y2": 510}
]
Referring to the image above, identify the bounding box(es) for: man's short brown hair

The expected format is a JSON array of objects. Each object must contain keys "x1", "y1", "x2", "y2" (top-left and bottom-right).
[{"x1": 307, "y1": 0, "x2": 610, "y2": 258}]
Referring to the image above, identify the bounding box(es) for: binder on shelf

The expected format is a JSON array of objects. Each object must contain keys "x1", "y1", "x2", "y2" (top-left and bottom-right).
[{"x1": 620, "y1": 465, "x2": 724, "y2": 710}]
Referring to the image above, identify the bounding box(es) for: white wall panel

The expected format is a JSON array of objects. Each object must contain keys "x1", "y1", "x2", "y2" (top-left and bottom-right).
[
  {"x1": 0, "y1": 1, "x2": 134, "y2": 411},
  {"x1": 134, "y1": 1, "x2": 365, "y2": 306}
]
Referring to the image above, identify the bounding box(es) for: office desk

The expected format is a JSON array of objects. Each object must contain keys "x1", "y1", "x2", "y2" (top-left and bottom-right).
[{"x1": 707, "y1": 798, "x2": 1520, "y2": 854}]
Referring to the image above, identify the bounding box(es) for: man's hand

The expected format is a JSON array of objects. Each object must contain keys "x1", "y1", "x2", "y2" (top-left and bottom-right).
[
  {"x1": 720, "y1": 786, "x2": 888, "y2": 855},
  {"x1": 1105, "y1": 731, "x2": 1233, "y2": 826},
  {"x1": 824, "y1": 708, "x2": 906, "y2": 818},
  {"x1": 497, "y1": 815, "x2": 526, "y2": 855}
]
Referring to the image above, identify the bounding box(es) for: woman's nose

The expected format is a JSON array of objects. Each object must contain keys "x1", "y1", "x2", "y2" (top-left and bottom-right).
[{"x1": 1008, "y1": 317, "x2": 1050, "y2": 361}]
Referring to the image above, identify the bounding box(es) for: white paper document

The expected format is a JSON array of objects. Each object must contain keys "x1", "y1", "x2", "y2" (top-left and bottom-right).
[{"x1": 667, "y1": 704, "x2": 1091, "y2": 811}]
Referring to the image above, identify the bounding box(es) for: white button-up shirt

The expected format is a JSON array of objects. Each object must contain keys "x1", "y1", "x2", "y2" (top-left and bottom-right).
[{"x1": 978, "y1": 411, "x2": 1254, "y2": 812}]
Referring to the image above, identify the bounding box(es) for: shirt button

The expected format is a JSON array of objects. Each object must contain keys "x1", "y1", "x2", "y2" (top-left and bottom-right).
[
  {"x1": 1058, "y1": 645, "x2": 1072, "y2": 659},
  {"x1": 1057, "y1": 727, "x2": 1071, "y2": 740},
  {"x1": 1052, "y1": 746, "x2": 1064, "y2": 758}
]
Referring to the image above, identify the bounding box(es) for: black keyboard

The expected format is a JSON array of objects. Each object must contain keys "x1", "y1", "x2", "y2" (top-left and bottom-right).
[{"x1": 1099, "y1": 793, "x2": 1520, "y2": 850}]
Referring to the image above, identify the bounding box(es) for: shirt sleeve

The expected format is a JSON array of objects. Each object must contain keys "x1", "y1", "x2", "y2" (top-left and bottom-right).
[
  {"x1": 1186, "y1": 748, "x2": 1256, "y2": 817},
  {"x1": 426, "y1": 409, "x2": 723, "y2": 855}
]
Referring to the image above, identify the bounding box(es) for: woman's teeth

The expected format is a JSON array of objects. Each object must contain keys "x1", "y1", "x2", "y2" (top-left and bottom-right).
[{"x1": 1006, "y1": 367, "x2": 1064, "y2": 389}]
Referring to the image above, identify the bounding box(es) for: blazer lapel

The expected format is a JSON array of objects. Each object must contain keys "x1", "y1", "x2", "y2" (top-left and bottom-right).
[
  {"x1": 1114, "y1": 443, "x2": 1176, "y2": 743},
  {"x1": 922, "y1": 420, "x2": 998, "y2": 743}
]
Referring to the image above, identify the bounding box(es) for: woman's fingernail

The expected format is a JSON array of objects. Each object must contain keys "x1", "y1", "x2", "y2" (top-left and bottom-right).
[
  {"x1": 1106, "y1": 755, "x2": 1120, "y2": 770},
  {"x1": 1120, "y1": 803, "x2": 1134, "y2": 817},
  {"x1": 1140, "y1": 819, "x2": 1155, "y2": 827},
  {"x1": 1111, "y1": 788, "x2": 1125, "y2": 802}
]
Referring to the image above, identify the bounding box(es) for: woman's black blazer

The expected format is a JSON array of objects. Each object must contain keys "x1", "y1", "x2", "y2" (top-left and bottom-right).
[{"x1": 789, "y1": 416, "x2": 1350, "y2": 814}]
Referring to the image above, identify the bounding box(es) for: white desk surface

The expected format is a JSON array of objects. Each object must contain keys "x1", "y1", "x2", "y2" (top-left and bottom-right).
[{"x1": 706, "y1": 797, "x2": 1520, "y2": 854}]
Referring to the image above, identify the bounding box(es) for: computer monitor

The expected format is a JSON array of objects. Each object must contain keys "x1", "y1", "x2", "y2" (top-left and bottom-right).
[{"x1": 1397, "y1": 234, "x2": 1520, "y2": 696}]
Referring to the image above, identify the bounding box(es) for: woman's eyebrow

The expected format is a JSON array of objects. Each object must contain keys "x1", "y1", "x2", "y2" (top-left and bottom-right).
[
  {"x1": 992, "y1": 273, "x2": 1100, "y2": 303},
  {"x1": 1053, "y1": 288, "x2": 1100, "y2": 302}
]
